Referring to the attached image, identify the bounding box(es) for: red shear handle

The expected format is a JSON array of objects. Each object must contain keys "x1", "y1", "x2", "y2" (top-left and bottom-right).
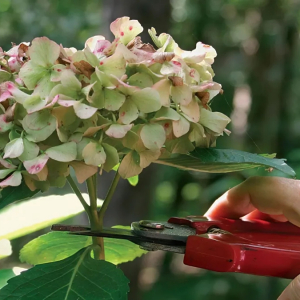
[{"x1": 183, "y1": 234, "x2": 300, "y2": 279}]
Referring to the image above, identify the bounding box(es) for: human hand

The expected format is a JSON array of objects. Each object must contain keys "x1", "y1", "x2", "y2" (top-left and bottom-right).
[{"x1": 204, "y1": 176, "x2": 300, "y2": 300}]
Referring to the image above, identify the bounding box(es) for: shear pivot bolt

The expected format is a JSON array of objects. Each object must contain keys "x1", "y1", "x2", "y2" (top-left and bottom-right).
[{"x1": 139, "y1": 220, "x2": 165, "y2": 230}]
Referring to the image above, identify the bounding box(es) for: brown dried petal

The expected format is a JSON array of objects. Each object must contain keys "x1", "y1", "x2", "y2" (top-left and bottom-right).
[
  {"x1": 73, "y1": 60, "x2": 95, "y2": 79},
  {"x1": 195, "y1": 91, "x2": 210, "y2": 108},
  {"x1": 153, "y1": 52, "x2": 175, "y2": 63},
  {"x1": 168, "y1": 76, "x2": 183, "y2": 86}
]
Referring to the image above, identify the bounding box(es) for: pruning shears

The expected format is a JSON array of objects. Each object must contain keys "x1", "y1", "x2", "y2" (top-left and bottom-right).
[{"x1": 51, "y1": 216, "x2": 300, "y2": 279}]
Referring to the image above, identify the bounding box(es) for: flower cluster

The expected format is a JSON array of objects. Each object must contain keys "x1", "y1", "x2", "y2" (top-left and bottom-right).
[{"x1": 0, "y1": 17, "x2": 230, "y2": 191}]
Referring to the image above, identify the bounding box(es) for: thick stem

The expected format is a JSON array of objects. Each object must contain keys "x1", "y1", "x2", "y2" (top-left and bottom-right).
[
  {"x1": 86, "y1": 175, "x2": 105, "y2": 260},
  {"x1": 98, "y1": 171, "x2": 121, "y2": 224},
  {"x1": 66, "y1": 175, "x2": 91, "y2": 218}
]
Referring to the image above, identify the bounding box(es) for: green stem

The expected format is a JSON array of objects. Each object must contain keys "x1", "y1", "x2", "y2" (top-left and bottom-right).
[
  {"x1": 66, "y1": 175, "x2": 90, "y2": 216},
  {"x1": 98, "y1": 171, "x2": 121, "y2": 224},
  {"x1": 86, "y1": 175, "x2": 105, "y2": 260}
]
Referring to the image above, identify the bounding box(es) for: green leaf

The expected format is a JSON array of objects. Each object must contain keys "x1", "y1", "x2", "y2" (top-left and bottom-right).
[
  {"x1": 156, "y1": 148, "x2": 296, "y2": 176},
  {"x1": 45, "y1": 142, "x2": 77, "y2": 162},
  {"x1": 20, "y1": 229, "x2": 147, "y2": 266},
  {"x1": 19, "y1": 61, "x2": 48, "y2": 90},
  {"x1": 128, "y1": 72, "x2": 153, "y2": 88},
  {"x1": 18, "y1": 138, "x2": 39, "y2": 161},
  {"x1": 140, "y1": 123, "x2": 166, "y2": 151},
  {"x1": 73, "y1": 102, "x2": 97, "y2": 119},
  {"x1": 131, "y1": 88, "x2": 162, "y2": 113},
  {"x1": 172, "y1": 114, "x2": 190, "y2": 138},
  {"x1": 0, "y1": 171, "x2": 22, "y2": 188},
  {"x1": 127, "y1": 175, "x2": 139, "y2": 186},
  {"x1": 199, "y1": 108, "x2": 231, "y2": 134},
  {"x1": 22, "y1": 110, "x2": 56, "y2": 142},
  {"x1": 171, "y1": 84, "x2": 192, "y2": 105},
  {"x1": 119, "y1": 151, "x2": 143, "y2": 179},
  {"x1": 0, "y1": 70, "x2": 12, "y2": 83},
  {"x1": 118, "y1": 100, "x2": 139, "y2": 124},
  {"x1": 0, "y1": 115, "x2": 13, "y2": 133},
  {"x1": 23, "y1": 94, "x2": 47, "y2": 114},
  {"x1": 0, "y1": 193, "x2": 101, "y2": 240},
  {"x1": 28, "y1": 37, "x2": 60, "y2": 67},
  {"x1": 104, "y1": 89, "x2": 126, "y2": 111},
  {"x1": 106, "y1": 124, "x2": 133, "y2": 139},
  {"x1": 102, "y1": 143, "x2": 119, "y2": 172},
  {"x1": 0, "y1": 269, "x2": 15, "y2": 289},
  {"x1": 153, "y1": 107, "x2": 181, "y2": 121},
  {"x1": 0, "y1": 181, "x2": 39, "y2": 211},
  {"x1": 0, "y1": 248, "x2": 129, "y2": 300},
  {"x1": 82, "y1": 141, "x2": 106, "y2": 166},
  {"x1": 0, "y1": 169, "x2": 14, "y2": 179},
  {"x1": 23, "y1": 154, "x2": 49, "y2": 174},
  {"x1": 3, "y1": 138, "x2": 24, "y2": 159}
]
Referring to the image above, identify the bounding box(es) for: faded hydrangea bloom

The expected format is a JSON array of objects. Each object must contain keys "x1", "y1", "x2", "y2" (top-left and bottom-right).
[{"x1": 0, "y1": 17, "x2": 230, "y2": 190}]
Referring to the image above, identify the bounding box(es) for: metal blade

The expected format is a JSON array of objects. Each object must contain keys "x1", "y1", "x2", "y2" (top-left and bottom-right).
[{"x1": 51, "y1": 224, "x2": 187, "y2": 249}]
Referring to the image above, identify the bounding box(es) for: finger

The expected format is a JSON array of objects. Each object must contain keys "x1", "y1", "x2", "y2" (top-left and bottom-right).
[
  {"x1": 277, "y1": 274, "x2": 300, "y2": 300},
  {"x1": 204, "y1": 176, "x2": 300, "y2": 227},
  {"x1": 243, "y1": 210, "x2": 288, "y2": 222}
]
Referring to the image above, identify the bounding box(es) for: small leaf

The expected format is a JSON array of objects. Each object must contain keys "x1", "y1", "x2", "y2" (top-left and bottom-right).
[
  {"x1": 131, "y1": 88, "x2": 161, "y2": 113},
  {"x1": 128, "y1": 72, "x2": 153, "y2": 88},
  {"x1": 181, "y1": 97, "x2": 200, "y2": 123},
  {"x1": 127, "y1": 175, "x2": 139, "y2": 186},
  {"x1": 102, "y1": 143, "x2": 119, "y2": 172},
  {"x1": 73, "y1": 102, "x2": 97, "y2": 119},
  {"x1": 82, "y1": 142, "x2": 106, "y2": 166},
  {"x1": 23, "y1": 111, "x2": 56, "y2": 142},
  {"x1": 110, "y1": 17, "x2": 143, "y2": 45},
  {"x1": 69, "y1": 161, "x2": 98, "y2": 184},
  {"x1": 3, "y1": 138, "x2": 24, "y2": 159},
  {"x1": 106, "y1": 124, "x2": 133, "y2": 139},
  {"x1": 171, "y1": 84, "x2": 192, "y2": 105},
  {"x1": 140, "y1": 124, "x2": 166, "y2": 151},
  {"x1": 139, "y1": 149, "x2": 161, "y2": 168},
  {"x1": 152, "y1": 78, "x2": 171, "y2": 106},
  {"x1": 172, "y1": 114, "x2": 190, "y2": 137},
  {"x1": 18, "y1": 138, "x2": 40, "y2": 161},
  {"x1": 0, "y1": 115, "x2": 13, "y2": 133},
  {"x1": 118, "y1": 100, "x2": 139, "y2": 124},
  {"x1": 0, "y1": 171, "x2": 22, "y2": 187},
  {"x1": 104, "y1": 89, "x2": 126, "y2": 111},
  {"x1": 23, "y1": 94, "x2": 47, "y2": 113},
  {"x1": 165, "y1": 135, "x2": 195, "y2": 154},
  {"x1": 0, "y1": 169, "x2": 14, "y2": 179},
  {"x1": 20, "y1": 230, "x2": 147, "y2": 265},
  {"x1": 0, "y1": 248, "x2": 130, "y2": 300},
  {"x1": 0, "y1": 70, "x2": 12, "y2": 83},
  {"x1": 99, "y1": 51, "x2": 126, "y2": 78},
  {"x1": 119, "y1": 151, "x2": 142, "y2": 179},
  {"x1": 28, "y1": 37, "x2": 60, "y2": 67},
  {"x1": 0, "y1": 181, "x2": 39, "y2": 211},
  {"x1": 199, "y1": 108, "x2": 231, "y2": 134},
  {"x1": 45, "y1": 142, "x2": 77, "y2": 162},
  {"x1": 153, "y1": 107, "x2": 181, "y2": 121},
  {"x1": 23, "y1": 154, "x2": 49, "y2": 174},
  {"x1": 156, "y1": 148, "x2": 296, "y2": 177}
]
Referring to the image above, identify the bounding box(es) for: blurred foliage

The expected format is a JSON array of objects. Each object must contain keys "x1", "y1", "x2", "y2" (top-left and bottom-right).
[
  {"x1": 0, "y1": 1, "x2": 300, "y2": 299},
  {"x1": 0, "y1": 0, "x2": 103, "y2": 50}
]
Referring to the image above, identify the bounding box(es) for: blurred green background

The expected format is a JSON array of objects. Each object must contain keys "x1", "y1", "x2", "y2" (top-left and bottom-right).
[{"x1": 1, "y1": 0, "x2": 300, "y2": 299}]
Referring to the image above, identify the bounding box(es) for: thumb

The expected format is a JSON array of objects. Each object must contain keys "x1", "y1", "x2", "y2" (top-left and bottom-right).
[{"x1": 278, "y1": 275, "x2": 300, "y2": 300}]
